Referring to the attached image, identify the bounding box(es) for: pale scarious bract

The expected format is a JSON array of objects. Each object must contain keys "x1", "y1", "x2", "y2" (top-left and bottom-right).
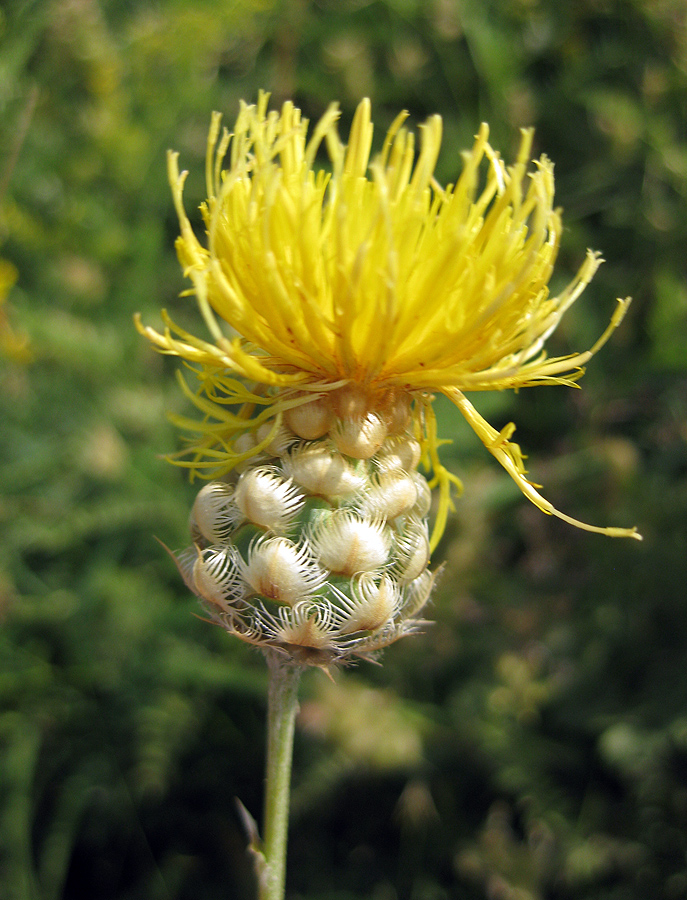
[
  {"x1": 240, "y1": 536, "x2": 326, "y2": 606},
  {"x1": 138, "y1": 90, "x2": 641, "y2": 666},
  {"x1": 173, "y1": 545, "x2": 199, "y2": 595},
  {"x1": 329, "y1": 411, "x2": 388, "y2": 460},
  {"x1": 402, "y1": 569, "x2": 439, "y2": 619},
  {"x1": 375, "y1": 435, "x2": 423, "y2": 474},
  {"x1": 336, "y1": 574, "x2": 401, "y2": 635},
  {"x1": 255, "y1": 420, "x2": 300, "y2": 458},
  {"x1": 234, "y1": 467, "x2": 305, "y2": 532},
  {"x1": 272, "y1": 601, "x2": 339, "y2": 652},
  {"x1": 190, "y1": 481, "x2": 243, "y2": 544},
  {"x1": 192, "y1": 544, "x2": 246, "y2": 612},
  {"x1": 393, "y1": 517, "x2": 431, "y2": 584},
  {"x1": 284, "y1": 394, "x2": 335, "y2": 440},
  {"x1": 283, "y1": 442, "x2": 366, "y2": 499},
  {"x1": 358, "y1": 470, "x2": 419, "y2": 521},
  {"x1": 409, "y1": 471, "x2": 432, "y2": 518},
  {"x1": 310, "y1": 509, "x2": 391, "y2": 576}
]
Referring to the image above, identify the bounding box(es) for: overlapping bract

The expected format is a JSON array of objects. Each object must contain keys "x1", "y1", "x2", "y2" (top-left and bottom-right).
[{"x1": 178, "y1": 433, "x2": 435, "y2": 665}]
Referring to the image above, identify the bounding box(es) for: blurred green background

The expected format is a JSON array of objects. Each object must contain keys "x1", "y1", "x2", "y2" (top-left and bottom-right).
[{"x1": 1, "y1": 1, "x2": 686, "y2": 898}]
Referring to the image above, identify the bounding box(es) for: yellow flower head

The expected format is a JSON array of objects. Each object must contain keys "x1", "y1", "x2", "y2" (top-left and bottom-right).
[{"x1": 137, "y1": 92, "x2": 640, "y2": 549}]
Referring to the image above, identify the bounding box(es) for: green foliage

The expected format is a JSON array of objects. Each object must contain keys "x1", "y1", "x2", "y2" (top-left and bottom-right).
[{"x1": 1, "y1": 0, "x2": 686, "y2": 898}]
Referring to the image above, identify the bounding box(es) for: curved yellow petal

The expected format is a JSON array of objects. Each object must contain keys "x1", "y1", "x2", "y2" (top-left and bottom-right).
[{"x1": 446, "y1": 388, "x2": 642, "y2": 541}]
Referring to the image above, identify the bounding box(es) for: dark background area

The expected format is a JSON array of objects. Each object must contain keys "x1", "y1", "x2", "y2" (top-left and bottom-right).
[{"x1": 1, "y1": 1, "x2": 686, "y2": 898}]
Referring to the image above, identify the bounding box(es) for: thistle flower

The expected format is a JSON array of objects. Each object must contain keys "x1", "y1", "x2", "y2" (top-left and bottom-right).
[{"x1": 137, "y1": 92, "x2": 640, "y2": 666}]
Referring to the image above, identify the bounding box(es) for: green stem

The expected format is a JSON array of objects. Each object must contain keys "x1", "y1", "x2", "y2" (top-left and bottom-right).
[{"x1": 259, "y1": 650, "x2": 302, "y2": 900}]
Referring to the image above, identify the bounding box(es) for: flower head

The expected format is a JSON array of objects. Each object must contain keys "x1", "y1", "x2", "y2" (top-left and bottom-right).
[
  {"x1": 138, "y1": 93, "x2": 640, "y2": 664},
  {"x1": 138, "y1": 92, "x2": 639, "y2": 551}
]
